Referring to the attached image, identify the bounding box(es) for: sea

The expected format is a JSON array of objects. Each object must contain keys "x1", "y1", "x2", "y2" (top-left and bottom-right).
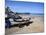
[{"x1": 31, "y1": 13, "x2": 44, "y2": 16}]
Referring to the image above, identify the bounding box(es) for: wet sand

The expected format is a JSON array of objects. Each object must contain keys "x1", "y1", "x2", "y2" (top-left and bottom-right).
[{"x1": 5, "y1": 15, "x2": 44, "y2": 35}]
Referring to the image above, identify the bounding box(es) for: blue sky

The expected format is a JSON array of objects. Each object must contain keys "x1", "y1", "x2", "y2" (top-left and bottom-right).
[{"x1": 5, "y1": 0, "x2": 44, "y2": 13}]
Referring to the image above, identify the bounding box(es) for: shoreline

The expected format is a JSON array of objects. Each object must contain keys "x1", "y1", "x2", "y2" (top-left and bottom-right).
[{"x1": 5, "y1": 15, "x2": 44, "y2": 35}]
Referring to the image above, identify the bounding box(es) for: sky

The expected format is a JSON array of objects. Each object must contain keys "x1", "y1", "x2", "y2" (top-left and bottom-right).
[{"x1": 5, "y1": 0, "x2": 44, "y2": 13}]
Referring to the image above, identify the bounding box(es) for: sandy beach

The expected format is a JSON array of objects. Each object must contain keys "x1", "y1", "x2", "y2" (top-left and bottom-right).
[{"x1": 5, "y1": 15, "x2": 44, "y2": 35}]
